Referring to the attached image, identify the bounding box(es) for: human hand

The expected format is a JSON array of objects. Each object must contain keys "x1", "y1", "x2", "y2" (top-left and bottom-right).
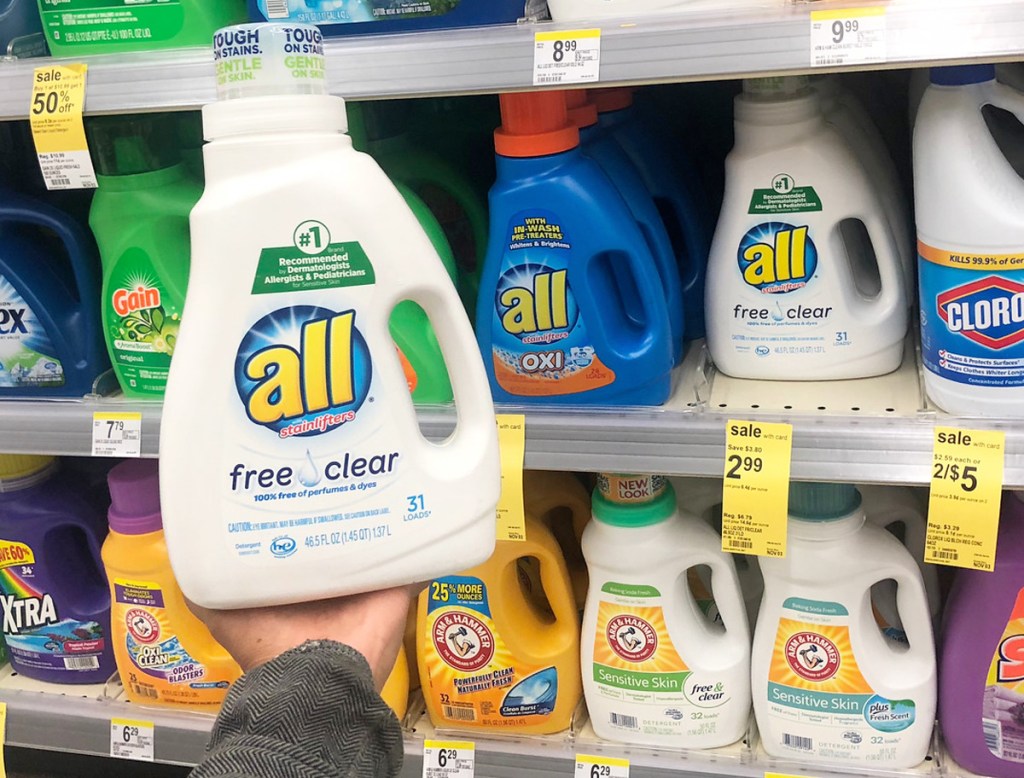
[{"x1": 191, "y1": 585, "x2": 419, "y2": 688}]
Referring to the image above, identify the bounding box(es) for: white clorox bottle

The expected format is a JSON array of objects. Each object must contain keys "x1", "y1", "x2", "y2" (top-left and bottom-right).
[
  {"x1": 915, "y1": 65, "x2": 1024, "y2": 416},
  {"x1": 752, "y1": 482, "x2": 936, "y2": 769},
  {"x1": 705, "y1": 77, "x2": 908, "y2": 380},
  {"x1": 160, "y1": 23, "x2": 500, "y2": 609}
]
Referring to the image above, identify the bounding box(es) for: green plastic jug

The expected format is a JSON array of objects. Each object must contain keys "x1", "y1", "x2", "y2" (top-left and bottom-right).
[
  {"x1": 87, "y1": 115, "x2": 199, "y2": 399},
  {"x1": 37, "y1": 0, "x2": 246, "y2": 57},
  {"x1": 348, "y1": 101, "x2": 489, "y2": 314}
]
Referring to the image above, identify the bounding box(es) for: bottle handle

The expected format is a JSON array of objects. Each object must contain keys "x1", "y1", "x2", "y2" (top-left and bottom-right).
[
  {"x1": 577, "y1": 246, "x2": 672, "y2": 363},
  {"x1": 697, "y1": 551, "x2": 750, "y2": 641},
  {"x1": 0, "y1": 193, "x2": 98, "y2": 308},
  {"x1": 987, "y1": 81, "x2": 1024, "y2": 126},
  {"x1": 843, "y1": 198, "x2": 905, "y2": 324},
  {"x1": 879, "y1": 567, "x2": 934, "y2": 665},
  {"x1": 390, "y1": 277, "x2": 499, "y2": 478},
  {"x1": 46, "y1": 513, "x2": 109, "y2": 619},
  {"x1": 525, "y1": 533, "x2": 579, "y2": 630},
  {"x1": 664, "y1": 187, "x2": 711, "y2": 292}
]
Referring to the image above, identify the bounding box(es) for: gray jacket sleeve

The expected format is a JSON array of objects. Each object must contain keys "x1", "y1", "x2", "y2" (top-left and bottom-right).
[{"x1": 192, "y1": 640, "x2": 404, "y2": 778}]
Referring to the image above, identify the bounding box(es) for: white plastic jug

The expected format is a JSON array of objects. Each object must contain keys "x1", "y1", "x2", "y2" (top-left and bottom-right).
[
  {"x1": 582, "y1": 474, "x2": 751, "y2": 748},
  {"x1": 860, "y1": 485, "x2": 940, "y2": 642},
  {"x1": 812, "y1": 76, "x2": 914, "y2": 306},
  {"x1": 914, "y1": 65, "x2": 1024, "y2": 416},
  {"x1": 752, "y1": 482, "x2": 936, "y2": 769},
  {"x1": 547, "y1": 0, "x2": 783, "y2": 21},
  {"x1": 160, "y1": 23, "x2": 500, "y2": 609},
  {"x1": 706, "y1": 77, "x2": 908, "y2": 381}
]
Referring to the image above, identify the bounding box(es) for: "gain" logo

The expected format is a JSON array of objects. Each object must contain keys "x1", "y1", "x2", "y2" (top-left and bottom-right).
[
  {"x1": 498, "y1": 266, "x2": 576, "y2": 339},
  {"x1": 235, "y1": 305, "x2": 372, "y2": 437},
  {"x1": 738, "y1": 222, "x2": 818, "y2": 294},
  {"x1": 113, "y1": 284, "x2": 161, "y2": 316}
]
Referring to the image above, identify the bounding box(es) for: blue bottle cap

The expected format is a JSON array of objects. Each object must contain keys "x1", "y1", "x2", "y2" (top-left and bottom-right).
[{"x1": 930, "y1": 65, "x2": 996, "y2": 87}]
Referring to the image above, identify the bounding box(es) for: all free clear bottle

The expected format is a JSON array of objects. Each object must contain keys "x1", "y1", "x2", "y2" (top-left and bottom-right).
[{"x1": 160, "y1": 24, "x2": 499, "y2": 609}]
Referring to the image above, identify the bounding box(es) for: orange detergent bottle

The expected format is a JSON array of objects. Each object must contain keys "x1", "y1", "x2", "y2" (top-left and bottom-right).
[
  {"x1": 417, "y1": 514, "x2": 581, "y2": 734},
  {"x1": 102, "y1": 460, "x2": 240, "y2": 708}
]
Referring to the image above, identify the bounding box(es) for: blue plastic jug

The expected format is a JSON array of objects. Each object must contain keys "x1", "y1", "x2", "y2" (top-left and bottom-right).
[
  {"x1": 248, "y1": 0, "x2": 525, "y2": 35},
  {"x1": 567, "y1": 90, "x2": 684, "y2": 365},
  {"x1": 0, "y1": 189, "x2": 108, "y2": 397},
  {"x1": 476, "y1": 92, "x2": 673, "y2": 406},
  {"x1": 0, "y1": 0, "x2": 46, "y2": 58},
  {"x1": 593, "y1": 88, "x2": 711, "y2": 340}
]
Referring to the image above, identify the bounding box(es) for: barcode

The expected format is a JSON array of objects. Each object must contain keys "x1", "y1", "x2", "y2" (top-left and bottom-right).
[
  {"x1": 442, "y1": 705, "x2": 476, "y2": 722},
  {"x1": 132, "y1": 684, "x2": 159, "y2": 699},
  {"x1": 983, "y1": 718, "x2": 1001, "y2": 754},
  {"x1": 933, "y1": 549, "x2": 959, "y2": 561},
  {"x1": 815, "y1": 57, "x2": 845, "y2": 66},
  {"x1": 728, "y1": 539, "x2": 754, "y2": 549},
  {"x1": 610, "y1": 712, "x2": 638, "y2": 729},
  {"x1": 536, "y1": 76, "x2": 562, "y2": 84},
  {"x1": 47, "y1": 177, "x2": 71, "y2": 187},
  {"x1": 63, "y1": 656, "x2": 99, "y2": 670},
  {"x1": 783, "y1": 733, "x2": 813, "y2": 751},
  {"x1": 265, "y1": 0, "x2": 289, "y2": 18}
]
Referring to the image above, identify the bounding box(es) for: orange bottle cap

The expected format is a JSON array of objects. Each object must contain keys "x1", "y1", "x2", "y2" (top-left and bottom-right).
[
  {"x1": 565, "y1": 89, "x2": 598, "y2": 129},
  {"x1": 494, "y1": 91, "x2": 580, "y2": 158},
  {"x1": 591, "y1": 87, "x2": 634, "y2": 114}
]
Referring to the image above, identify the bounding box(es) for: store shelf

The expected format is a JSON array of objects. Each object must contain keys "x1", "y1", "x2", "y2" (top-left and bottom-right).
[
  {"x1": 1, "y1": 0, "x2": 1024, "y2": 119},
  {"x1": 1, "y1": 341, "x2": 1022, "y2": 485}
]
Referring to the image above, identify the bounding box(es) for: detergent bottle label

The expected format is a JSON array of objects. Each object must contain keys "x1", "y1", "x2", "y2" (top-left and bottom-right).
[
  {"x1": 919, "y1": 243, "x2": 1024, "y2": 388},
  {"x1": 727, "y1": 219, "x2": 845, "y2": 359},
  {"x1": 0, "y1": 538, "x2": 105, "y2": 674},
  {"x1": 0, "y1": 274, "x2": 64, "y2": 388},
  {"x1": 982, "y1": 587, "x2": 1024, "y2": 763},
  {"x1": 105, "y1": 256, "x2": 180, "y2": 396},
  {"x1": 490, "y1": 210, "x2": 615, "y2": 396},
  {"x1": 423, "y1": 575, "x2": 558, "y2": 728},
  {"x1": 220, "y1": 220, "x2": 428, "y2": 566},
  {"x1": 113, "y1": 578, "x2": 232, "y2": 706},
  {"x1": 254, "y1": 0, "x2": 462, "y2": 24},
  {"x1": 766, "y1": 597, "x2": 918, "y2": 761},
  {"x1": 592, "y1": 581, "x2": 732, "y2": 738},
  {"x1": 38, "y1": 0, "x2": 194, "y2": 46}
]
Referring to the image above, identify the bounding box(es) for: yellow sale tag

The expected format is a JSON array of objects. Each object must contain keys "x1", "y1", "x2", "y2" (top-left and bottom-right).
[
  {"x1": 721, "y1": 420, "x2": 793, "y2": 558},
  {"x1": 495, "y1": 414, "x2": 526, "y2": 542},
  {"x1": 0, "y1": 701, "x2": 7, "y2": 777},
  {"x1": 926, "y1": 427, "x2": 1005, "y2": 571},
  {"x1": 29, "y1": 63, "x2": 96, "y2": 190}
]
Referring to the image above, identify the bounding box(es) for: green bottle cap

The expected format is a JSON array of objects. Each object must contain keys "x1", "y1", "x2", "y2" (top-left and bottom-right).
[
  {"x1": 87, "y1": 114, "x2": 181, "y2": 176},
  {"x1": 788, "y1": 482, "x2": 861, "y2": 521},
  {"x1": 592, "y1": 479, "x2": 676, "y2": 528}
]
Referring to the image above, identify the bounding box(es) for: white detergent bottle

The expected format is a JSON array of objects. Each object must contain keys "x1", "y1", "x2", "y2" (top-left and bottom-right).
[
  {"x1": 672, "y1": 476, "x2": 764, "y2": 627},
  {"x1": 582, "y1": 474, "x2": 751, "y2": 749},
  {"x1": 859, "y1": 485, "x2": 940, "y2": 643},
  {"x1": 752, "y1": 482, "x2": 936, "y2": 769},
  {"x1": 812, "y1": 76, "x2": 914, "y2": 306},
  {"x1": 706, "y1": 77, "x2": 907, "y2": 381},
  {"x1": 160, "y1": 23, "x2": 500, "y2": 609},
  {"x1": 915, "y1": 65, "x2": 1024, "y2": 416}
]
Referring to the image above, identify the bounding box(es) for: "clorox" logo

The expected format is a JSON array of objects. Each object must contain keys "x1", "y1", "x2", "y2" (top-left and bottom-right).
[{"x1": 937, "y1": 276, "x2": 1024, "y2": 349}]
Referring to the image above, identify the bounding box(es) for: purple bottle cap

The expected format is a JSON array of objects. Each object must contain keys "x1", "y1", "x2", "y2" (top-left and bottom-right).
[{"x1": 108, "y1": 459, "x2": 163, "y2": 535}]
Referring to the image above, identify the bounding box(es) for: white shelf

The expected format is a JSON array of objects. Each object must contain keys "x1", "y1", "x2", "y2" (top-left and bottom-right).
[{"x1": 0, "y1": 0, "x2": 1023, "y2": 119}]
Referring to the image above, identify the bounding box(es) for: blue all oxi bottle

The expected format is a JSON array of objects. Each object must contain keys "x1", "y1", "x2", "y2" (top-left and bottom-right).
[
  {"x1": 476, "y1": 91, "x2": 673, "y2": 406},
  {"x1": 0, "y1": 455, "x2": 115, "y2": 684},
  {"x1": 592, "y1": 88, "x2": 711, "y2": 340},
  {"x1": 565, "y1": 90, "x2": 684, "y2": 365}
]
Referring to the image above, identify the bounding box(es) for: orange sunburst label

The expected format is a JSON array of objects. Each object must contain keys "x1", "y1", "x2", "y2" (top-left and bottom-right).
[
  {"x1": 982, "y1": 588, "x2": 1024, "y2": 762},
  {"x1": 762, "y1": 597, "x2": 921, "y2": 762},
  {"x1": 422, "y1": 575, "x2": 557, "y2": 730},
  {"x1": 590, "y1": 582, "x2": 734, "y2": 740}
]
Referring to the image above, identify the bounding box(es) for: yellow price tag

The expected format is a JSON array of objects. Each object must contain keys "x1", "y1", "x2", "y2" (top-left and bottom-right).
[
  {"x1": 29, "y1": 63, "x2": 96, "y2": 190},
  {"x1": 495, "y1": 414, "x2": 526, "y2": 542},
  {"x1": 721, "y1": 420, "x2": 793, "y2": 558},
  {"x1": 0, "y1": 701, "x2": 7, "y2": 777},
  {"x1": 575, "y1": 754, "x2": 629, "y2": 777},
  {"x1": 926, "y1": 427, "x2": 1005, "y2": 571}
]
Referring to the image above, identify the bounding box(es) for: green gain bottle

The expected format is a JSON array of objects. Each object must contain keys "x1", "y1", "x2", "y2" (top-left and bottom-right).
[
  {"x1": 348, "y1": 101, "x2": 489, "y2": 315},
  {"x1": 87, "y1": 115, "x2": 199, "y2": 399},
  {"x1": 390, "y1": 181, "x2": 457, "y2": 404}
]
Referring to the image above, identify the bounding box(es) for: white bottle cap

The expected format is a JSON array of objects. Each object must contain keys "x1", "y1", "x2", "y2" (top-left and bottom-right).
[{"x1": 213, "y1": 23, "x2": 327, "y2": 101}]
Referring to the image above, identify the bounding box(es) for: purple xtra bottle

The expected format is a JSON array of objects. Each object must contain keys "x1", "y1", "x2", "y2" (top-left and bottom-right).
[
  {"x1": 940, "y1": 492, "x2": 1024, "y2": 776},
  {"x1": 0, "y1": 455, "x2": 115, "y2": 683}
]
